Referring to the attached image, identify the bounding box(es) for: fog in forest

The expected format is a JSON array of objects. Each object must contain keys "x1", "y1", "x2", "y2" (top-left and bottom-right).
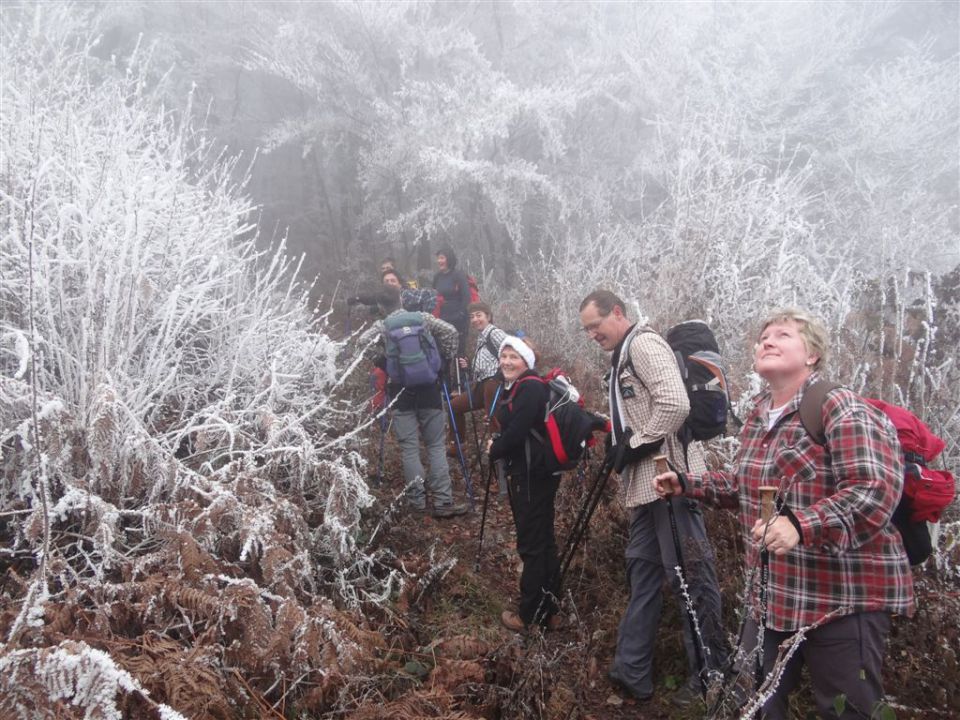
[
  {"x1": 81, "y1": 1, "x2": 960, "y2": 289},
  {"x1": 1, "y1": 3, "x2": 959, "y2": 719}
]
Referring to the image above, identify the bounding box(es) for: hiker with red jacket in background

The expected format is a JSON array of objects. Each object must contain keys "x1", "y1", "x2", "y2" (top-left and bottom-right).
[
  {"x1": 654, "y1": 308, "x2": 914, "y2": 720},
  {"x1": 487, "y1": 335, "x2": 563, "y2": 633},
  {"x1": 432, "y1": 246, "x2": 472, "y2": 364}
]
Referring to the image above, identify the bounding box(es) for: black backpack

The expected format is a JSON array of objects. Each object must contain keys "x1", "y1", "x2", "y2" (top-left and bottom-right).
[
  {"x1": 628, "y1": 322, "x2": 735, "y2": 446},
  {"x1": 665, "y1": 321, "x2": 735, "y2": 444},
  {"x1": 507, "y1": 370, "x2": 608, "y2": 473}
]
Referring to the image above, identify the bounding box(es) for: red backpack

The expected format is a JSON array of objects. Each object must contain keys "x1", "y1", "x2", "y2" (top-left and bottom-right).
[
  {"x1": 799, "y1": 381, "x2": 956, "y2": 565},
  {"x1": 864, "y1": 398, "x2": 956, "y2": 525},
  {"x1": 467, "y1": 274, "x2": 481, "y2": 303}
]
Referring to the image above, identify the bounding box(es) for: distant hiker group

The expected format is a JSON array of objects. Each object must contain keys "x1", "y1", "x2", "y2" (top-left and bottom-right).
[{"x1": 347, "y1": 253, "x2": 955, "y2": 718}]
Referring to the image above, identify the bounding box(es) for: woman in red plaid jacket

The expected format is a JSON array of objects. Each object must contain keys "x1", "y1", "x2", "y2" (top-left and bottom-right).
[{"x1": 655, "y1": 308, "x2": 914, "y2": 719}]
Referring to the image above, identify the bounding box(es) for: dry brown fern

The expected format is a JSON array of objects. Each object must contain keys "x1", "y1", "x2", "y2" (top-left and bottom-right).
[
  {"x1": 170, "y1": 530, "x2": 220, "y2": 580},
  {"x1": 428, "y1": 659, "x2": 486, "y2": 692},
  {"x1": 165, "y1": 585, "x2": 222, "y2": 622},
  {"x1": 344, "y1": 687, "x2": 457, "y2": 720},
  {"x1": 427, "y1": 636, "x2": 493, "y2": 661}
]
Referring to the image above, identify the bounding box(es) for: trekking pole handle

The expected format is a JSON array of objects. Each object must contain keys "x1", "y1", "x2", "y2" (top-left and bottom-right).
[
  {"x1": 759, "y1": 486, "x2": 777, "y2": 523},
  {"x1": 654, "y1": 454, "x2": 669, "y2": 476}
]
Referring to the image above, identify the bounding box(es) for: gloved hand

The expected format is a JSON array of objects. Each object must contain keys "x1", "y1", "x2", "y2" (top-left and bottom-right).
[
  {"x1": 614, "y1": 434, "x2": 664, "y2": 474},
  {"x1": 607, "y1": 428, "x2": 633, "y2": 472},
  {"x1": 487, "y1": 432, "x2": 501, "y2": 460},
  {"x1": 603, "y1": 431, "x2": 616, "y2": 465},
  {"x1": 346, "y1": 296, "x2": 361, "y2": 306}
]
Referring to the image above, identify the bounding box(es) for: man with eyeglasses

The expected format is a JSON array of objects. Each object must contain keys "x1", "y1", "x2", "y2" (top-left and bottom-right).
[{"x1": 579, "y1": 289, "x2": 727, "y2": 708}]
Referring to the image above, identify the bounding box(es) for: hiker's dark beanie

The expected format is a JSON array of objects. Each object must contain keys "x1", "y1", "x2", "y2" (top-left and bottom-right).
[
  {"x1": 468, "y1": 301, "x2": 492, "y2": 321},
  {"x1": 436, "y1": 245, "x2": 458, "y2": 270}
]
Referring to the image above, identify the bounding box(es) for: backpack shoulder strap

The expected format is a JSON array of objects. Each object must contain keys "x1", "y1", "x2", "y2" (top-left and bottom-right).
[
  {"x1": 507, "y1": 374, "x2": 546, "y2": 399},
  {"x1": 619, "y1": 325, "x2": 647, "y2": 377},
  {"x1": 621, "y1": 325, "x2": 664, "y2": 383},
  {"x1": 505, "y1": 375, "x2": 547, "y2": 416},
  {"x1": 798, "y1": 380, "x2": 843, "y2": 446},
  {"x1": 484, "y1": 331, "x2": 500, "y2": 360}
]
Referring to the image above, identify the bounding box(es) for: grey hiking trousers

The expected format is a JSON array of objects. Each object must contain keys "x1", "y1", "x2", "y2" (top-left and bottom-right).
[
  {"x1": 612, "y1": 498, "x2": 728, "y2": 696},
  {"x1": 393, "y1": 407, "x2": 453, "y2": 509}
]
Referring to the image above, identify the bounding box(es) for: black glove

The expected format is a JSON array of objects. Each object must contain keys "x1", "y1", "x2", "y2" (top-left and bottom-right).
[
  {"x1": 603, "y1": 432, "x2": 615, "y2": 465},
  {"x1": 346, "y1": 296, "x2": 361, "y2": 306},
  {"x1": 607, "y1": 428, "x2": 633, "y2": 471},
  {"x1": 614, "y1": 435, "x2": 664, "y2": 474}
]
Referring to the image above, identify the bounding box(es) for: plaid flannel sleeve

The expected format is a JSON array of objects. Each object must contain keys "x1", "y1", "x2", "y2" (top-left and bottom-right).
[
  {"x1": 424, "y1": 314, "x2": 459, "y2": 359},
  {"x1": 793, "y1": 390, "x2": 904, "y2": 552}
]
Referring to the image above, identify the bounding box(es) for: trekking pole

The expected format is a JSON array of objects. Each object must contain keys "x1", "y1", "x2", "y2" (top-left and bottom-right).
[
  {"x1": 702, "y1": 490, "x2": 777, "y2": 715},
  {"x1": 756, "y1": 486, "x2": 777, "y2": 691},
  {"x1": 488, "y1": 384, "x2": 506, "y2": 496},
  {"x1": 465, "y1": 374, "x2": 485, "y2": 471},
  {"x1": 555, "y1": 440, "x2": 619, "y2": 591},
  {"x1": 375, "y1": 412, "x2": 388, "y2": 485},
  {"x1": 657, "y1": 454, "x2": 708, "y2": 698},
  {"x1": 441, "y1": 379, "x2": 475, "y2": 508},
  {"x1": 474, "y1": 459, "x2": 496, "y2": 571},
  {"x1": 488, "y1": 383, "x2": 502, "y2": 419}
]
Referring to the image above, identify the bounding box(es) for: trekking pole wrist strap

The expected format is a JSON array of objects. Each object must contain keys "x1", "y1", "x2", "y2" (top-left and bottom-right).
[{"x1": 665, "y1": 458, "x2": 688, "y2": 495}]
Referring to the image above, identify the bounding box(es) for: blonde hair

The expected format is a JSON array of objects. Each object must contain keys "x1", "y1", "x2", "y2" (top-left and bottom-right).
[{"x1": 757, "y1": 308, "x2": 829, "y2": 371}]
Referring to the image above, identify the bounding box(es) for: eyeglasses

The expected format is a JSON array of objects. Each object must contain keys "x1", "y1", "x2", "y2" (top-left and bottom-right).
[{"x1": 580, "y1": 317, "x2": 607, "y2": 336}]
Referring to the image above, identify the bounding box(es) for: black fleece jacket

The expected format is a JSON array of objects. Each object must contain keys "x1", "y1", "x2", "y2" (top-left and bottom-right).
[{"x1": 489, "y1": 370, "x2": 551, "y2": 478}]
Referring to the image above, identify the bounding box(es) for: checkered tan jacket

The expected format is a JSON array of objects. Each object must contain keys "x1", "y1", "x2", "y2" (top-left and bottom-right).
[{"x1": 605, "y1": 327, "x2": 707, "y2": 507}]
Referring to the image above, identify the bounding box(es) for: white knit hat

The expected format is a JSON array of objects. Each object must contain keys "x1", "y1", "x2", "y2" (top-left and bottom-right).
[{"x1": 499, "y1": 335, "x2": 535, "y2": 370}]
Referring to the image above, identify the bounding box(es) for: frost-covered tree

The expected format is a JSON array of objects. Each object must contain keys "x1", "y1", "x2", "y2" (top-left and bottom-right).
[{"x1": 0, "y1": 4, "x2": 399, "y2": 717}]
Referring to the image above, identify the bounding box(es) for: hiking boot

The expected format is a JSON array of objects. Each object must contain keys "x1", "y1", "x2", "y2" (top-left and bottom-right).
[
  {"x1": 500, "y1": 610, "x2": 526, "y2": 633},
  {"x1": 670, "y1": 682, "x2": 703, "y2": 708},
  {"x1": 607, "y1": 668, "x2": 653, "y2": 702},
  {"x1": 432, "y1": 502, "x2": 468, "y2": 518}
]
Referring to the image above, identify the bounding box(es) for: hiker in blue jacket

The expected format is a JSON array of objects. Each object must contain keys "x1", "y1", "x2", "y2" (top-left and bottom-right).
[{"x1": 488, "y1": 335, "x2": 563, "y2": 633}]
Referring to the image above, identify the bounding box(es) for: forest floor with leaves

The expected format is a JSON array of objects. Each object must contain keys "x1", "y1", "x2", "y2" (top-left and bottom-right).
[
  {"x1": 1, "y1": 414, "x2": 956, "y2": 720},
  {"x1": 360, "y1": 434, "x2": 706, "y2": 720}
]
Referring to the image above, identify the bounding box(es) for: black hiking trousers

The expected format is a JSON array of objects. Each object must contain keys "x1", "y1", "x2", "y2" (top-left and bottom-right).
[{"x1": 507, "y1": 468, "x2": 561, "y2": 626}]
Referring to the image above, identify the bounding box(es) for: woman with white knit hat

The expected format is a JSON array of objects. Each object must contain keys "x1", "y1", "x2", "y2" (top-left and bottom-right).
[{"x1": 488, "y1": 335, "x2": 563, "y2": 633}]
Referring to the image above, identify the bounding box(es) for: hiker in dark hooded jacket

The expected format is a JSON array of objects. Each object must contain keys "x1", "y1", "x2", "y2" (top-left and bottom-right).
[
  {"x1": 487, "y1": 336, "x2": 563, "y2": 633},
  {"x1": 432, "y1": 245, "x2": 471, "y2": 360}
]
